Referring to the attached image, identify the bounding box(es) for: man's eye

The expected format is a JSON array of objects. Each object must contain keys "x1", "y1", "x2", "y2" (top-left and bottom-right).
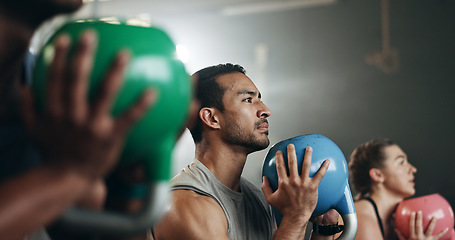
[{"x1": 244, "y1": 98, "x2": 252, "y2": 103}]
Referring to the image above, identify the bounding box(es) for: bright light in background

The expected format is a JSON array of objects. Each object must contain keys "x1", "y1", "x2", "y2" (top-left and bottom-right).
[
  {"x1": 222, "y1": 0, "x2": 336, "y2": 16},
  {"x1": 176, "y1": 44, "x2": 190, "y2": 63}
]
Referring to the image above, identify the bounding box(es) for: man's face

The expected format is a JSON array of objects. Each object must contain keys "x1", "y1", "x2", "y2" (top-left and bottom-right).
[{"x1": 217, "y1": 72, "x2": 271, "y2": 153}]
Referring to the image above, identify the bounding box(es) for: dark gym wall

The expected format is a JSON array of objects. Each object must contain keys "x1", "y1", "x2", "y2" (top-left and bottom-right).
[{"x1": 159, "y1": 0, "x2": 455, "y2": 207}]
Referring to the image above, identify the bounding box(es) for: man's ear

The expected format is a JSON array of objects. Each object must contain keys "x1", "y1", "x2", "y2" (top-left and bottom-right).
[
  {"x1": 369, "y1": 168, "x2": 384, "y2": 183},
  {"x1": 199, "y1": 107, "x2": 220, "y2": 130}
]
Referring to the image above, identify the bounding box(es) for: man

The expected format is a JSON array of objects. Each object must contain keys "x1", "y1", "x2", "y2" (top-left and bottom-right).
[
  {"x1": 0, "y1": 1, "x2": 154, "y2": 239},
  {"x1": 153, "y1": 63, "x2": 338, "y2": 239}
]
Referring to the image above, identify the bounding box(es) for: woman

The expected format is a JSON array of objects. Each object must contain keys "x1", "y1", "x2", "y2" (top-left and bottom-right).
[{"x1": 348, "y1": 138, "x2": 448, "y2": 240}]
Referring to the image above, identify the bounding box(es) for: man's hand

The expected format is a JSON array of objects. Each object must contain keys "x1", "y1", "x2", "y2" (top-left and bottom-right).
[
  {"x1": 21, "y1": 30, "x2": 155, "y2": 180},
  {"x1": 311, "y1": 209, "x2": 340, "y2": 226},
  {"x1": 262, "y1": 144, "x2": 329, "y2": 221},
  {"x1": 262, "y1": 144, "x2": 330, "y2": 239},
  {"x1": 310, "y1": 209, "x2": 341, "y2": 240}
]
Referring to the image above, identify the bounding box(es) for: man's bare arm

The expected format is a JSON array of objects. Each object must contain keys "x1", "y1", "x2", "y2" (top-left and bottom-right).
[{"x1": 153, "y1": 190, "x2": 231, "y2": 240}]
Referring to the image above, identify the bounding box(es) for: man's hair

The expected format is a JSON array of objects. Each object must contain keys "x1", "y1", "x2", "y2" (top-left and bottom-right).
[
  {"x1": 348, "y1": 138, "x2": 396, "y2": 199},
  {"x1": 189, "y1": 63, "x2": 246, "y2": 143}
]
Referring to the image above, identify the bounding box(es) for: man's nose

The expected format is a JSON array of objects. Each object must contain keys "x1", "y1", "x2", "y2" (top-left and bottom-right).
[{"x1": 258, "y1": 102, "x2": 271, "y2": 118}]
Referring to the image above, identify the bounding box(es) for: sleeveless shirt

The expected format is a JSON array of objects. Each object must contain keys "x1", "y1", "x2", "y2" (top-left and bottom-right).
[
  {"x1": 363, "y1": 197, "x2": 399, "y2": 240},
  {"x1": 171, "y1": 159, "x2": 275, "y2": 240}
]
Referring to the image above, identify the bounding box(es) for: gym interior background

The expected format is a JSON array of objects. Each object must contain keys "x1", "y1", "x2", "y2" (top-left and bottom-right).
[{"x1": 32, "y1": 0, "x2": 455, "y2": 208}]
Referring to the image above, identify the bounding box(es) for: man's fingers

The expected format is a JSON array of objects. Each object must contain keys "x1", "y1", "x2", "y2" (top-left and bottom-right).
[
  {"x1": 311, "y1": 159, "x2": 330, "y2": 184},
  {"x1": 114, "y1": 89, "x2": 156, "y2": 136},
  {"x1": 261, "y1": 176, "x2": 273, "y2": 198},
  {"x1": 66, "y1": 30, "x2": 97, "y2": 122},
  {"x1": 301, "y1": 146, "x2": 312, "y2": 180},
  {"x1": 275, "y1": 150, "x2": 287, "y2": 183},
  {"x1": 92, "y1": 50, "x2": 130, "y2": 119},
  {"x1": 46, "y1": 34, "x2": 71, "y2": 117},
  {"x1": 287, "y1": 144, "x2": 299, "y2": 179}
]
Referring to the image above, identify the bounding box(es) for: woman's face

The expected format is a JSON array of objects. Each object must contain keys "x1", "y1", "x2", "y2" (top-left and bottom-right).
[{"x1": 380, "y1": 144, "x2": 417, "y2": 198}]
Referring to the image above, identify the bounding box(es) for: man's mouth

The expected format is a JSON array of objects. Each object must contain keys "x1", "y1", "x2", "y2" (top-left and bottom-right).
[{"x1": 257, "y1": 120, "x2": 269, "y2": 130}]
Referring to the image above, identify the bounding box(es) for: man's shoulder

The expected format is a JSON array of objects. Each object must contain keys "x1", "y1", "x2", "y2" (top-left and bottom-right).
[
  {"x1": 153, "y1": 189, "x2": 229, "y2": 239},
  {"x1": 170, "y1": 161, "x2": 215, "y2": 196},
  {"x1": 171, "y1": 189, "x2": 220, "y2": 210}
]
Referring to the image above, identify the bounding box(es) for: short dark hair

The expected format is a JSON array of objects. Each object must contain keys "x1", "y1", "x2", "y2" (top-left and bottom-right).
[
  {"x1": 348, "y1": 138, "x2": 396, "y2": 199},
  {"x1": 189, "y1": 63, "x2": 246, "y2": 143}
]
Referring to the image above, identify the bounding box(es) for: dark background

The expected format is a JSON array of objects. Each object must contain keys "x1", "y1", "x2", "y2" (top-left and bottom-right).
[
  {"x1": 53, "y1": 0, "x2": 455, "y2": 208},
  {"x1": 172, "y1": 0, "x2": 455, "y2": 207}
]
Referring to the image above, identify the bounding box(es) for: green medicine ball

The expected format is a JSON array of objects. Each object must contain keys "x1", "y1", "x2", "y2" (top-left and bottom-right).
[{"x1": 32, "y1": 19, "x2": 192, "y2": 182}]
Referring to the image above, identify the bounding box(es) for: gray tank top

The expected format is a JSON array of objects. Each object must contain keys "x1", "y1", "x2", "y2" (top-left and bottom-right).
[{"x1": 171, "y1": 159, "x2": 275, "y2": 240}]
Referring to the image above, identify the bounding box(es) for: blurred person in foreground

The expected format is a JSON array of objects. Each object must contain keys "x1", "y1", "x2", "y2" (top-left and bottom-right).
[{"x1": 0, "y1": 1, "x2": 155, "y2": 239}]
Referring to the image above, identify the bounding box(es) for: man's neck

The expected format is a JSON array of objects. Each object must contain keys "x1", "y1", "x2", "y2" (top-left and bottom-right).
[{"x1": 195, "y1": 141, "x2": 250, "y2": 192}]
